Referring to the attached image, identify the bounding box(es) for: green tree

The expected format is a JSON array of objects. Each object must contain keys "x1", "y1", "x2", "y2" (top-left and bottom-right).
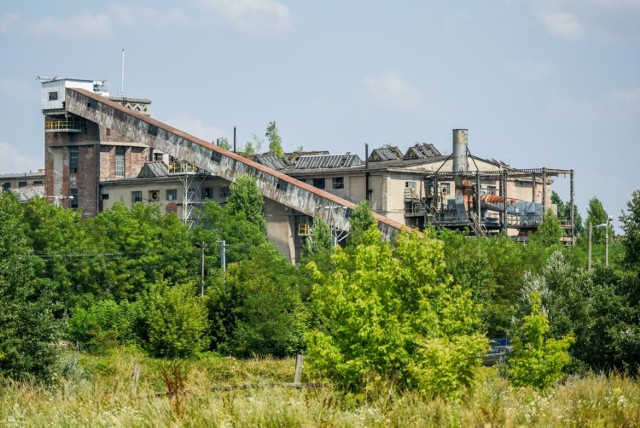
[
  {"x1": 509, "y1": 291, "x2": 574, "y2": 389},
  {"x1": 89, "y1": 203, "x2": 195, "y2": 301},
  {"x1": 216, "y1": 137, "x2": 231, "y2": 151},
  {"x1": 139, "y1": 282, "x2": 209, "y2": 358},
  {"x1": 537, "y1": 209, "x2": 563, "y2": 247},
  {"x1": 265, "y1": 121, "x2": 284, "y2": 159},
  {"x1": 0, "y1": 193, "x2": 60, "y2": 380},
  {"x1": 226, "y1": 175, "x2": 266, "y2": 232},
  {"x1": 587, "y1": 197, "x2": 609, "y2": 243},
  {"x1": 620, "y1": 189, "x2": 640, "y2": 268},
  {"x1": 302, "y1": 218, "x2": 333, "y2": 273},
  {"x1": 306, "y1": 228, "x2": 487, "y2": 398},
  {"x1": 210, "y1": 244, "x2": 306, "y2": 357},
  {"x1": 551, "y1": 191, "x2": 584, "y2": 237},
  {"x1": 347, "y1": 200, "x2": 377, "y2": 247}
]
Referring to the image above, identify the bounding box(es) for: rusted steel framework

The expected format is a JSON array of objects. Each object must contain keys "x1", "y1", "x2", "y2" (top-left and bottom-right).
[{"x1": 421, "y1": 168, "x2": 575, "y2": 242}]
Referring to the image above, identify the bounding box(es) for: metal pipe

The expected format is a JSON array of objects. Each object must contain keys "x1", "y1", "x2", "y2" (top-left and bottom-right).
[
  {"x1": 233, "y1": 126, "x2": 237, "y2": 153},
  {"x1": 365, "y1": 143, "x2": 370, "y2": 202}
]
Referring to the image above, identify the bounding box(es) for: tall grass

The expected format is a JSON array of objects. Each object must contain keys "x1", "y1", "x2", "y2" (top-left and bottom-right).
[{"x1": 1, "y1": 349, "x2": 638, "y2": 427}]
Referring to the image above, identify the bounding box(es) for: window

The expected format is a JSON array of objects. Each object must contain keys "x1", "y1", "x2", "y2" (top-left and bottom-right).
[
  {"x1": 48, "y1": 91, "x2": 58, "y2": 101},
  {"x1": 312, "y1": 178, "x2": 325, "y2": 189},
  {"x1": 131, "y1": 191, "x2": 142, "y2": 203},
  {"x1": 2, "y1": 182, "x2": 10, "y2": 191},
  {"x1": 149, "y1": 190, "x2": 160, "y2": 202},
  {"x1": 33, "y1": 180, "x2": 43, "y2": 185},
  {"x1": 18, "y1": 181, "x2": 27, "y2": 187},
  {"x1": 276, "y1": 179, "x2": 288, "y2": 192},
  {"x1": 219, "y1": 186, "x2": 230, "y2": 198},
  {"x1": 154, "y1": 152, "x2": 164, "y2": 162},
  {"x1": 332, "y1": 177, "x2": 344, "y2": 189},
  {"x1": 147, "y1": 124, "x2": 158, "y2": 136},
  {"x1": 101, "y1": 193, "x2": 110, "y2": 200},
  {"x1": 69, "y1": 147, "x2": 79, "y2": 174},
  {"x1": 70, "y1": 188, "x2": 78, "y2": 209},
  {"x1": 166, "y1": 189, "x2": 177, "y2": 201},
  {"x1": 202, "y1": 187, "x2": 213, "y2": 199},
  {"x1": 115, "y1": 147, "x2": 125, "y2": 177},
  {"x1": 106, "y1": 128, "x2": 111, "y2": 137},
  {"x1": 405, "y1": 181, "x2": 416, "y2": 189}
]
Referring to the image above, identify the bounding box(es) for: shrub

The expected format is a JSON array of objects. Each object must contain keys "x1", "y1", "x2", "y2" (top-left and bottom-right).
[
  {"x1": 306, "y1": 228, "x2": 487, "y2": 399},
  {"x1": 67, "y1": 300, "x2": 138, "y2": 352},
  {"x1": 509, "y1": 291, "x2": 574, "y2": 389},
  {"x1": 140, "y1": 283, "x2": 209, "y2": 358}
]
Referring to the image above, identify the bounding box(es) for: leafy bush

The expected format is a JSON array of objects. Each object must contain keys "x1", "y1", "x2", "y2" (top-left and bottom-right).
[
  {"x1": 509, "y1": 291, "x2": 574, "y2": 389},
  {"x1": 139, "y1": 283, "x2": 209, "y2": 358},
  {"x1": 306, "y1": 228, "x2": 487, "y2": 398},
  {"x1": 67, "y1": 300, "x2": 138, "y2": 352}
]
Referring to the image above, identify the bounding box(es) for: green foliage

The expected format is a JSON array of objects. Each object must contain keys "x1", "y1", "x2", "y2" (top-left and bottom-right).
[
  {"x1": 551, "y1": 191, "x2": 584, "y2": 237},
  {"x1": 347, "y1": 200, "x2": 378, "y2": 247},
  {"x1": 0, "y1": 193, "x2": 60, "y2": 381},
  {"x1": 67, "y1": 300, "x2": 139, "y2": 352},
  {"x1": 216, "y1": 137, "x2": 231, "y2": 151},
  {"x1": 620, "y1": 189, "x2": 640, "y2": 268},
  {"x1": 207, "y1": 244, "x2": 305, "y2": 357},
  {"x1": 509, "y1": 291, "x2": 574, "y2": 389},
  {"x1": 587, "y1": 197, "x2": 609, "y2": 243},
  {"x1": 306, "y1": 228, "x2": 487, "y2": 398},
  {"x1": 226, "y1": 175, "x2": 266, "y2": 232},
  {"x1": 90, "y1": 203, "x2": 195, "y2": 301},
  {"x1": 440, "y1": 230, "x2": 535, "y2": 337},
  {"x1": 139, "y1": 283, "x2": 209, "y2": 358},
  {"x1": 302, "y1": 218, "x2": 334, "y2": 274},
  {"x1": 536, "y1": 209, "x2": 563, "y2": 247},
  {"x1": 265, "y1": 121, "x2": 284, "y2": 159}
]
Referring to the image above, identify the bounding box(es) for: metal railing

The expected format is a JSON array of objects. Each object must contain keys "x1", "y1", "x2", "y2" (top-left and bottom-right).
[{"x1": 45, "y1": 119, "x2": 81, "y2": 131}]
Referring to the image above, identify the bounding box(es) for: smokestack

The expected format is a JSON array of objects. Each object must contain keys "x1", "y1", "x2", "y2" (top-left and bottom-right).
[
  {"x1": 452, "y1": 129, "x2": 470, "y2": 220},
  {"x1": 452, "y1": 129, "x2": 469, "y2": 174}
]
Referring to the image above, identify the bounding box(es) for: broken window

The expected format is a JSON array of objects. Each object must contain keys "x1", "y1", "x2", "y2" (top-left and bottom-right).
[
  {"x1": 312, "y1": 178, "x2": 325, "y2": 189},
  {"x1": 332, "y1": 177, "x2": 344, "y2": 189},
  {"x1": 219, "y1": 186, "x2": 230, "y2": 198},
  {"x1": 70, "y1": 188, "x2": 78, "y2": 209},
  {"x1": 69, "y1": 147, "x2": 79, "y2": 174}
]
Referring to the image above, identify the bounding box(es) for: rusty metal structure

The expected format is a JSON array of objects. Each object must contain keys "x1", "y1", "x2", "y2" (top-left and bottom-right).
[{"x1": 405, "y1": 129, "x2": 575, "y2": 242}]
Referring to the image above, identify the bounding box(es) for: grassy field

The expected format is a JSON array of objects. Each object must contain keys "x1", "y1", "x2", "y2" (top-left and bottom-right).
[{"x1": 1, "y1": 348, "x2": 638, "y2": 427}]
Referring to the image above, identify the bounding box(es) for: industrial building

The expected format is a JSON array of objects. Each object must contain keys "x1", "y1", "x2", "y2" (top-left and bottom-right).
[{"x1": 1, "y1": 77, "x2": 575, "y2": 263}]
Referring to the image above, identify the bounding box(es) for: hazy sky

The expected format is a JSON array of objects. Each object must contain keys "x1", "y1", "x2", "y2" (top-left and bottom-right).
[{"x1": 1, "y1": 0, "x2": 638, "y2": 227}]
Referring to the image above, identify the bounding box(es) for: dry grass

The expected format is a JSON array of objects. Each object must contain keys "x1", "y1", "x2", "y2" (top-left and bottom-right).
[{"x1": 1, "y1": 349, "x2": 639, "y2": 427}]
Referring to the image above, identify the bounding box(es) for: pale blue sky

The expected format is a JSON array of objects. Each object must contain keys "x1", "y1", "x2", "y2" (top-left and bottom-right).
[{"x1": 1, "y1": 0, "x2": 638, "y2": 227}]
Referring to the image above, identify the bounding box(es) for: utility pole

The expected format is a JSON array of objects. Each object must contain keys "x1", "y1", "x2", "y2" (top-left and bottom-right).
[
  {"x1": 195, "y1": 242, "x2": 205, "y2": 296},
  {"x1": 588, "y1": 223, "x2": 592, "y2": 271},
  {"x1": 218, "y1": 240, "x2": 226, "y2": 284}
]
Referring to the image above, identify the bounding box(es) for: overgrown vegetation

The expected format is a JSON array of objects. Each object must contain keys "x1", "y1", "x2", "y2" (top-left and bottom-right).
[{"x1": 1, "y1": 181, "x2": 640, "y2": 423}]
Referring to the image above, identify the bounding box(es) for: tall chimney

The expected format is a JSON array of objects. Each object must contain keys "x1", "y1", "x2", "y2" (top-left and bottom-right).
[{"x1": 452, "y1": 129, "x2": 469, "y2": 174}]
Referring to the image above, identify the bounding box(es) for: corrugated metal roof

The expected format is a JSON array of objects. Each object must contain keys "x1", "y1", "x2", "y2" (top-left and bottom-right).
[
  {"x1": 12, "y1": 185, "x2": 45, "y2": 203},
  {"x1": 369, "y1": 145, "x2": 402, "y2": 161},
  {"x1": 254, "y1": 154, "x2": 287, "y2": 170},
  {"x1": 137, "y1": 161, "x2": 169, "y2": 178},
  {"x1": 404, "y1": 143, "x2": 442, "y2": 159},
  {"x1": 295, "y1": 153, "x2": 363, "y2": 169}
]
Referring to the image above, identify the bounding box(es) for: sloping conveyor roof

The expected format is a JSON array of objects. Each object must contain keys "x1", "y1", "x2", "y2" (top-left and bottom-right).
[{"x1": 66, "y1": 88, "x2": 405, "y2": 237}]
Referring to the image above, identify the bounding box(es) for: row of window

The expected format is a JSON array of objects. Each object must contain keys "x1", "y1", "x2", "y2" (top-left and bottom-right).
[
  {"x1": 303, "y1": 177, "x2": 344, "y2": 190},
  {"x1": 2, "y1": 180, "x2": 44, "y2": 190},
  {"x1": 126, "y1": 187, "x2": 231, "y2": 203}
]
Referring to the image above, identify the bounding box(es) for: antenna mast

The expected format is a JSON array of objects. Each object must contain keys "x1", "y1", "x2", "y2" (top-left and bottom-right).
[{"x1": 121, "y1": 48, "x2": 125, "y2": 97}]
